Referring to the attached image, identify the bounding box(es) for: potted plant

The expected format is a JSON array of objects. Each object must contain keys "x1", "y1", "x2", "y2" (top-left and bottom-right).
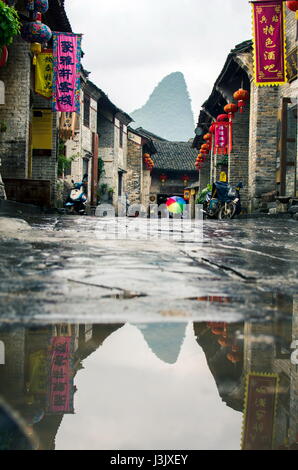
[{"x1": 216, "y1": 155, "x2": 229, "y2": 172}]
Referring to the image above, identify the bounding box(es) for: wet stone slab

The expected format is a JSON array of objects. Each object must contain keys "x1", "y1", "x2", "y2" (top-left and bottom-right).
[{"x1": 0, "y1": 215, "x2": 297, "y2": 323}]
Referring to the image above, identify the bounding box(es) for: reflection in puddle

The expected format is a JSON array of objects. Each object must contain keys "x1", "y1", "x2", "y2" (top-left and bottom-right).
[{"x1": 0, "y1": 296, "x2": 297, "y2": 450}]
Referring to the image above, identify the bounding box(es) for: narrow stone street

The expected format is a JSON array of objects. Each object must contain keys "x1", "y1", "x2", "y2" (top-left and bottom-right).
[{"x1": 0, "y1": 215, "x2": 297, "y2": 323}]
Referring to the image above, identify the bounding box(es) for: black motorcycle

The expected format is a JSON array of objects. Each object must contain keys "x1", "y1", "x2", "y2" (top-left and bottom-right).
[{"x1": 203, "y1": 182, "x2": 243, "y2": 220}]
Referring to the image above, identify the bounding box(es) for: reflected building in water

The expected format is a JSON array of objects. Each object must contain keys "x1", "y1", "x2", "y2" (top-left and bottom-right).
[
  {"x1": 194, "y1": 293, "x2": 298, "y2": 450},
  {"x1": 0, "y1": 323, "x2": 123, "y2": 450},
  {"x1": 0, "y1": 294, "x2": 297, "y2": 450}
]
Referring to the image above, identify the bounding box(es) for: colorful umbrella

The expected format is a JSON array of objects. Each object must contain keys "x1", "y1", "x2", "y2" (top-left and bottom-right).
[{"x1": 166, "y1": 196, "x2": 186, "y2": 214}]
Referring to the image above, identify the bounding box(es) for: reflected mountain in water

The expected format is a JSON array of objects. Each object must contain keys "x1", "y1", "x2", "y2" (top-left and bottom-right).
[{"x1": 136, "y1": 323, "x2": 187, "y2": 364}]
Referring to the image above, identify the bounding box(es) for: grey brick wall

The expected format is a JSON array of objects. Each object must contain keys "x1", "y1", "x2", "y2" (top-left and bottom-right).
[
  {"x1": 248, "y1": 85, "x2": 280, "y2": 208},
  {"x1": 31, "y1": 96, "x2": 58, "y2": 205},
  {"x1": 229, "y1": 104, "x2": 250, "y2": 208},
  {"x1": 127, "y1": 138, "x2": 142, "y2": 205},
  {"x1": 0, "y1": 38, "x2": 31, "y2": 179}
]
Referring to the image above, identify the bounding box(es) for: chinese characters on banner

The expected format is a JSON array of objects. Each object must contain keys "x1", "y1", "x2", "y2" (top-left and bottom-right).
[
  {"x1": 252, "y1": 1, "x2": 287, "y2": 85},
  {"x1": 242, "y1": 374, "x2": 279, "y2": 450},
  {"x1": 52, "y1": 32, "x2": 82, "y2": 113},
  {"x1": 215, "y1": 123, "x2": 229, "y2": 155},
  {"x1": 47, "y1": 336, "x2": 74, "y2": 414},
  {"x1": 35, "y1": 51, "x2": 53, "y2": 99}
]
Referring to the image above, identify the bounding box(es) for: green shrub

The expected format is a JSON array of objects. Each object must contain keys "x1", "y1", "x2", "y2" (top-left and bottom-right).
[{"x1": 0, "y1": 1, "x2": 21, "y2": 47}]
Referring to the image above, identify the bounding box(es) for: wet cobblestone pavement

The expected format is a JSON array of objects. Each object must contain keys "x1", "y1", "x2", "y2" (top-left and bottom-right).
[{"x1": 0, "y1": 215, "x2": 297, "y2": 323}]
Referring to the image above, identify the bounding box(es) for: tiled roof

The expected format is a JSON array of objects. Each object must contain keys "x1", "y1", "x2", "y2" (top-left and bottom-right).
[
  {"x1": 152, "y1": 141, "x2": 198, "y2": 172},
  {"x1": 134, "y1": 127, "x2": 168, "y2": 142}
]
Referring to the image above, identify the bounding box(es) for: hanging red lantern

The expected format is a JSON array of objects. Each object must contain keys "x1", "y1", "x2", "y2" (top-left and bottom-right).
[
  {"x1": 209, "y1": 123, "x2": 216, "y2": 134},
  {"x1": 201, "y1": 143, "x2": 210, "y2": 151},
  {"x1": 217, "y1": 114, "x2": 229, "y2": 122},
  {"x1": 218, "y1": 337, "x2": 230, "y2": 348},
  {"x1": 0, "y1": 46, "x2": 8, "y2": 67},
  {"x1": 233, "y1": 89, "x2": 249, "y2": 113},
  {"x1": 224, "y1": 103, "x2": 238, "y2": 120},
  {"x1": 227, "y1": 352, "x2": 241, "y2": 364},
  {"x1": 182, "y1": 175, "x2": 190, "y2": 185},
  {"x1": 203, "y1": 133, "x2": 212, "y2": 141},
  {"x1": 286, "y1": 1, "x2": 298, "y2": 18},
  {"x1": 159, "y1": 174, "x2": 168, "y2": 184}
]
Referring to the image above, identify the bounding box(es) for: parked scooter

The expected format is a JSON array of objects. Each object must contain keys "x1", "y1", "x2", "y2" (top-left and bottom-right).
[
  {"x1": 65, "y1": 180, "x2": 88, "y2": 215},
  {"x1": 203, "y1": 182, "x2": 243, "y2": 220}
]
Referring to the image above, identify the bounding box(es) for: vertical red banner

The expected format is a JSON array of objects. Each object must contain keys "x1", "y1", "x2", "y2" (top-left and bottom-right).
[
  {"x1": 52, "y1": 32, "x2": 82, "y2": 113},
  {"x1": 252, "y1": 1, "x2": 287, "y2": 85},
  {"x1": 242, "y1": 373, "x2": 279, "y2": 450},
  {"x1": 215, "y1": 123, "x2": 229, "y2": 155}
]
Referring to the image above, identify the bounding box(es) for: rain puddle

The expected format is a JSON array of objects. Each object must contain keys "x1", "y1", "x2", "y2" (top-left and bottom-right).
[{"x1": 0, "y1": 315, "x2": 297, "y2": 450}]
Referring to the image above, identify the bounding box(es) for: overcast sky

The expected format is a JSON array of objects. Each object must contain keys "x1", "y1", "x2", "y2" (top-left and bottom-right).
[{"x1": 65, "y1": 0, "x2": 252, "y2": 122}]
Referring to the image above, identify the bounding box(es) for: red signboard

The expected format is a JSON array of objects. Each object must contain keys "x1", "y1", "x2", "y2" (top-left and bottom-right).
[
  {"x1": 252, "y1": 1, "x2": 287, "y2": 85},
  {"x1": 52, "y1": 32, "x2": 82, "y2": 113},
  {"x1": 242, "y1": 373, "x2": 279, "y2": 450},
  {"x1": 47, "y1": 336, "x2": 74, "y2": 414},
  {"x1": 214, "y1": 123, "x2": 229, "y2": 155}
]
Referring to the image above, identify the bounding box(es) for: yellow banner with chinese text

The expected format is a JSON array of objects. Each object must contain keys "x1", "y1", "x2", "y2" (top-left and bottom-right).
[{"x1": 35, "y1": 51, "x2": 53, "y2": 99}]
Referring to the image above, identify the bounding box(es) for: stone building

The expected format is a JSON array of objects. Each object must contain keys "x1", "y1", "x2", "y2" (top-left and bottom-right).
[
  {"x1": 60, "y1": 80, "x2": 133, "y2": 212},
  {"x1": 62, "y1": 78, "x2": 101, "y2": 208},
  {"x1": 126, "y1": 127, "x2": 198, "y2": 212},
  {"x1": 150, "y1": 140, "x2": 198, "y2": 207},
  {"x1": 0, "y1": 323, "x2": 124, "y2": 450},
  {"x1": 193, "y1": 7, "x2": 297, "y2": 213},
  {"x1": 0, "y1": 1, "x2": 72, "y2": 207},
  {"x1": 242, "y1": 294, "x2": 298, "y2": 449},
  {"x1": 126, "y1": 127, "x2": 157, "y2": 212}
]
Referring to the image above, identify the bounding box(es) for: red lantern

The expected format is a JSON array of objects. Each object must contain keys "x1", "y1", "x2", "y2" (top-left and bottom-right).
[
  {"x1": 209, "y1": 123, "x2": 216, "y2": 134},
  {"x1": 218, "y1": 337, "x2": 230, "y2": 348},
  {"x1": 182, "y1": 175, "x2": 190, "y2": 185},
  {"x1": 203, "y1": 133, "x2": 212, "y2": 141},
  {"x1": 286, "y1": 1, "x2": 298, "y2": 18},
  {"x1": 224, "y1": 103, "x2": 238, "y2": 120},
  {"x1": 201, "y1": 143, "x2": 210, "y2": 151},
  {"x1": 217, "y1": 114, "x2": 229, "y2": 122},
  {"x1": 0, "y1": 46, "x2": 8, "y2": 68},
  {"x1": 159, "y1": 174, "x2": 168, "y2": 184},
  {"x1": 227, "y1": 352, "x2": 241, "y2": 364},
  {"x1": 233, "y1": 89, "x2": 249, "y2": 113}
]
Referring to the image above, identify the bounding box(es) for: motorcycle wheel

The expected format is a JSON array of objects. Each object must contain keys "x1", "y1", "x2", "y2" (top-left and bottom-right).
[
  {"x1": 66, "y1": 206, "x2": 75, "y2": 215},
  {"x1": 218, "y1": 203, "x2": 236, "y2": 220}
]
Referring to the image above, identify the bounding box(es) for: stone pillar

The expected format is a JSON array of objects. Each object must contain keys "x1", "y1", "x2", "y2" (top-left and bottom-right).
[
  {"x1": 126, "y1": 137, "x2": 142, "y2": 205},
  {"x1": 248, "y1": 85, "x2": 280, "y2": 211},
  {"x1": 228, "y1": 104, "x2": 250, "y2": 209},
  {"x1": 0, "y1": 37, "x2": 31, "y2": 179}
]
